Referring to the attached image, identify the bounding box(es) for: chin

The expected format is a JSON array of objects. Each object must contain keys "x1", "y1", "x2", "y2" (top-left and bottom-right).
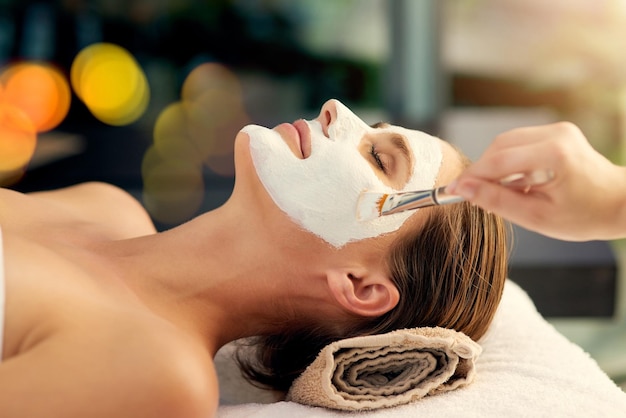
[
  {"x1": 233, "y1": 130, "x2": 253, "y2": 172},
  {"x1": 230, "y1": 130, "x2": 273, "y2": 206}
]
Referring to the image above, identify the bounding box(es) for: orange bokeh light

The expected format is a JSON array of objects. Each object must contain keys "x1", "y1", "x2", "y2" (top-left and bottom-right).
[
  {"x1": 0, "y1": 104, "x2": 37, "y2": 172},
  {"x1": 0, "y1": 61, "x2": 72, "y2": 179},
  {"x1": 0, "y1": 62, "x2": 71, "y2": 132}
]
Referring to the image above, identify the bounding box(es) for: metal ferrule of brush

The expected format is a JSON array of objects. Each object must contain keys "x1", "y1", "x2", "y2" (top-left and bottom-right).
[{"x1": 381, "y1": 186, "x2": 464, "y2": 216}]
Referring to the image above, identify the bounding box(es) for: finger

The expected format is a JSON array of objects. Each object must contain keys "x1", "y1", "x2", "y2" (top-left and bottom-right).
[
  {"x1": 461, "y1": 122, "x2": 583, "y2": 182},
  {"x1": 490, "y1": 122, "x2": 579, "y2": 149},
  {"x1": 460, "y1": 142, "x2": 558, "y2": 183},
  {"x1": 451, "y1": 177, "x2": 550, "y2": 227}
]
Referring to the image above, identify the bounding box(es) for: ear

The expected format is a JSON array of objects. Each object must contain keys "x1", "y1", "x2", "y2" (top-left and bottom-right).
[{"x1": 326, "y1": 267, "x2": 400, "y2": 317}]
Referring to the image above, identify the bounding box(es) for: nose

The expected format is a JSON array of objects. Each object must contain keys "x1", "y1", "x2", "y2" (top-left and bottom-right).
[{"x1": 316, "y1": 99, "x2": 337, "y2": 138}]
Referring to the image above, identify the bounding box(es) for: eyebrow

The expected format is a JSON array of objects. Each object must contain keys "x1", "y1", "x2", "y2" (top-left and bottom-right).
[
  {"x1": 391, "y1": 135, "x2": 413, "y2": 179},
  {"x1": 391, "y1": 134, "x2": 411, "y2": 161}
]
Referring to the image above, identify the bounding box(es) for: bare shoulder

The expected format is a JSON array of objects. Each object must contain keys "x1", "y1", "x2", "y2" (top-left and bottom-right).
[
  {"x1": 29, "y1": 182, "x2": 157, "y2": 237},
  {"x1": 29, "y1": 182, "x2": 142, "y2": 216},
  {"x1": 0, "y1": 314, "x2": 219, "y2": 418},
  {"x1": 110, "y1": 322, "x2": 220, "y2": 417}
]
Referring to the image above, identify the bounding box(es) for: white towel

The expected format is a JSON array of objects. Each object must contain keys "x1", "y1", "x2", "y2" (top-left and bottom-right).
[
  {"x1": 286, "y1": 327, "x2": 480, "y2": 411},
  {"x1": 217, "y1": 280, "x2": 626, "y2": 417}
]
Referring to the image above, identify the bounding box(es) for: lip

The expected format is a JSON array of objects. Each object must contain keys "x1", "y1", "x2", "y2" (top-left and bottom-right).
[
  {"x1": 274, "y1": 120, "x2": 311, "y2": 159},
  {"x1": 292, "y1": 119, "x2": 311, "y2": 158}
]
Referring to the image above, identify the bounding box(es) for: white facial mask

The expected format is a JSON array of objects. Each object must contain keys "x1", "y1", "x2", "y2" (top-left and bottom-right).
[{"x1": 243, "y1": 99, "x2": 442, "y2": 247}]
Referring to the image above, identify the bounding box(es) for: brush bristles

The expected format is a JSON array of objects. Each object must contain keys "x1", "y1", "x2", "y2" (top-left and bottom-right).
[{"x1": 356, "y1": 192, "x2": 389, "y2": 221}]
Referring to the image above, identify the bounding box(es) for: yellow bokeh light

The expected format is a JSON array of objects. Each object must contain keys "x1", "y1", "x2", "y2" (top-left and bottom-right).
[
  {"x1": 141, "y1": 145, "x2": 205, "y2": 225},
  {"x1": 71, "y1": 43, "x2": 149, "y2": 126},
  {"x1": 181, "y1": 63, "x2": 248, "y2": 175},
  {"x1": 0, "y1": 104, "x2": 37, "y2": 172},
  {"x1": 152, "y1": 102, "x2": 201, "y2": 164},
  {"x1": 144, "y1": 62, "x2": 249, "y2": 224},
  {"x1": 186, "y1": 89, "x2": 245, "y2": 159}
]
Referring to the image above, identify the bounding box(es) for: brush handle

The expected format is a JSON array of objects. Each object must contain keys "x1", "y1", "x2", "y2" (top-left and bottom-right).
[
  {"x1": 432, "y1": 186, "x2": 466, "y2": 205},
  {"x1": 380, "y1": 169, "x2": 554, "y2": 217},
  {"x1": 381, "y1": 186, "x2": 464, "y2": 216}
]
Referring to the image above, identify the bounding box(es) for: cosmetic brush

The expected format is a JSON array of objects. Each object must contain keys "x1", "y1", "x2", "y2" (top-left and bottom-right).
[{"x1": 356, "y1": 169, "x2": 554, "y2": 222}]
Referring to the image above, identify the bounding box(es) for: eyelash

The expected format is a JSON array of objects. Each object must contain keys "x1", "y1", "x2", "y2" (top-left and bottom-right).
[{"x1": 370, "y1": 144, "x2": 387, "y2": 174}]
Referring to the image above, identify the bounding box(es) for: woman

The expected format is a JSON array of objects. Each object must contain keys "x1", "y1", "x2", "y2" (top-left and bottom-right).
[
  {"x1": 447, "y1": 121, "x2": 626, "y2": 241},
  {"x1": 0, "y1": 99, "x2": 507, "y2": 418}
]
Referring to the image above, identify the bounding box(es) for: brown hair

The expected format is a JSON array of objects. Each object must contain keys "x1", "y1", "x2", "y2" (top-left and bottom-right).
[{"x1": 236, "y1": 201, "x2": 508, "y2": 392}]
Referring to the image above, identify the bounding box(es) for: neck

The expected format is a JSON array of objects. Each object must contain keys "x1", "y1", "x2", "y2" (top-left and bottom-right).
[{"x1": 97, "y1": 201, "x2": 330, "y2": 356}]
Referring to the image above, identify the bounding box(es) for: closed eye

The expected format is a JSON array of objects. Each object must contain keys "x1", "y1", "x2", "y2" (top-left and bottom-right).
[
  {"x1": 369, "y1": 144, "x2": 387, "y2": 174},
  {"x1": 364, "y1": 121, "x2": 414, "y2": 188}
]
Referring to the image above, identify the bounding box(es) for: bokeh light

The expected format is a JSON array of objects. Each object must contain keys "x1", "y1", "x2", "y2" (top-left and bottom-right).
[
  {"x1": 152, "y1": 102, "x2": 199, "y2": 164},
  {"x1": 1, "y1": 62, "x2": 71, "y2": 132},
  {"x1": 143, "y1": 62, "x2": 249, "y2": 224},
  {"x1": 0, "y1": 104, "x2": 37, "y2": 172},
  {"x1": 0, "y1": 61, "x2": 70, "y2": 183},
  {"x1": 180, "y1": 62, "x2": 248, "y2": 175},
  {"x1": 71, "y1": 43, "x2": 149, "y2": 126},
  {"x1": 141, "y1": 145, "x2": 205, "y2": 225}
]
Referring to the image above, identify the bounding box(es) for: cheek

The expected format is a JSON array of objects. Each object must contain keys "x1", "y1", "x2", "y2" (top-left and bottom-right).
[
  {"x1": 306, "y1": 140, "x2": 390, "y2": 195},
  {"x1": 242, "y1": 123, "x2": 414, "y2": 247}
]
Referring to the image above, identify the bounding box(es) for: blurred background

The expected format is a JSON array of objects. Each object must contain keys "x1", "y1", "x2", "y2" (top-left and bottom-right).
[{"x1": 0, "y1": 0, "x2": 625, "y2": 388}]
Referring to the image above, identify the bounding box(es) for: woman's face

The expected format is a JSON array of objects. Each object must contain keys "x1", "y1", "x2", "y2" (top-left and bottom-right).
[{"x1": 241, "y1": 99, "x2": 455, "y2": 247}]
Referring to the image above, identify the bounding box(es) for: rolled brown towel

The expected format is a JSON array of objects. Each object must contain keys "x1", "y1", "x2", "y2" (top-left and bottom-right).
[{"x1": 286, "y1": 327, "x2": 481, "y2": 411}]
